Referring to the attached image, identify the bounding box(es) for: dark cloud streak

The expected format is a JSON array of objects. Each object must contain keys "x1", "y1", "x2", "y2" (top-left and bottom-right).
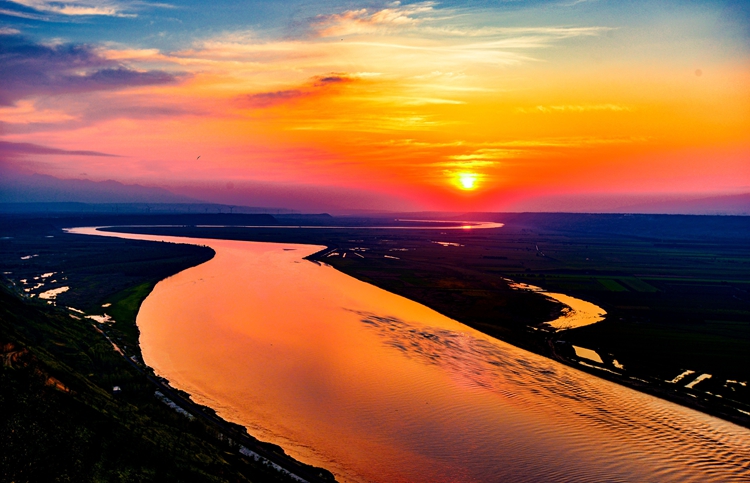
[
  {"x1": 241, "y1": 73, "x2": 355, "y2": 108},
  {"x1": 0, "y1": 140, "x2": 120, "y2": 157},
  {"x1": 243, "y1": 89, "x2": 310, "y2": 108},
  {"x1": 314, "y1": 74, "x2": 351, "y2": 85}
]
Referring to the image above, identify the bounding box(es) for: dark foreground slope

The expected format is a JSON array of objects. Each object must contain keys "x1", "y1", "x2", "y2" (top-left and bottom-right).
[{"x1": 2, "y1": 287, "x2": 272, "y2": 482}]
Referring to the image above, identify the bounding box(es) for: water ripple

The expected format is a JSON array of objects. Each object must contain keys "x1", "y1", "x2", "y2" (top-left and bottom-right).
[{"x1": 356, "y1": 311, "x2": 750, "y2": 482}]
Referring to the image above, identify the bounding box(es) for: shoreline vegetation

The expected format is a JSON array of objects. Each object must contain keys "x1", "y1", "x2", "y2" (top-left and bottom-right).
[{"x1": 2, "y1": 211, "x2": 749, "y2": 480}]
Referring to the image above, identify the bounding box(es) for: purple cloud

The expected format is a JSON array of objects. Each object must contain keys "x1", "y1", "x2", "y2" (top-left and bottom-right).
[{"x1": 0, "y1": 34, "x2": 180, "y2": 105}]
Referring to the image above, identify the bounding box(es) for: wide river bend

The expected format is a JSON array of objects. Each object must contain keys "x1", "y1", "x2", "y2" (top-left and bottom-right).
[{"x1": 69, "y1": 227, "x2": 750, "y2": 483}]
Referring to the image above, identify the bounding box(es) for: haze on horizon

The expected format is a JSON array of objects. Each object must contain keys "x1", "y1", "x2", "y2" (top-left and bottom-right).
[{"x1": 1, "y1": 0, "x2": 748, "y2": 212}]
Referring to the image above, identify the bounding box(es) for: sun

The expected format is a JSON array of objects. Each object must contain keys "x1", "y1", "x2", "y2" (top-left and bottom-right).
[{"x1": 457, "y1": 172, "x2": 479, "y2": 190}]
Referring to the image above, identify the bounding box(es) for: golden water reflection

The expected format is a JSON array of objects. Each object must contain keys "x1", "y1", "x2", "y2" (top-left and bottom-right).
[{"x1": 69, "y1": 228, "x2": 750, "y2": 483}]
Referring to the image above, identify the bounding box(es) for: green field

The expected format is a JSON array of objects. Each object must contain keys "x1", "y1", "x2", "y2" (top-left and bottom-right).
[{"x1": 597, "y1": 278, "x2": 629, "y2": 292}]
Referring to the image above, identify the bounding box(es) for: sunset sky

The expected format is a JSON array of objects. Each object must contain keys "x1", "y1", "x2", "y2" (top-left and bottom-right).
[{"x1": 1, "y1": 0, "x2": 749, "y2": 212}]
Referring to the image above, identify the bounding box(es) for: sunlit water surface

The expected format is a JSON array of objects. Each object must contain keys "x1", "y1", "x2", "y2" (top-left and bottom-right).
[{"x1": 70, "y1": 228, "x2": 750, "y2": 483}]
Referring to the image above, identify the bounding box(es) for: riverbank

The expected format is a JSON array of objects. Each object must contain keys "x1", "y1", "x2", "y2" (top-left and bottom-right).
[{"x1": 0, "y1": 285, "x2": 338, "y2": 482}]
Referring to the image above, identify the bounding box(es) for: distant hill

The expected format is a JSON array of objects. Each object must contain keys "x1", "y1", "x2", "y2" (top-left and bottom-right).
[
  {"x1": 500, "y1": 192, "x2": 750, "y2": 215},
  {"x1": 615, "y1": 193, "x2": 750, "y2": 215},
  {"x1": 0, "y1": 202, "x2": 294, "y2": 215},
  {"x1": 0, "y1": 172, "x2": 197, "y2": 204}
]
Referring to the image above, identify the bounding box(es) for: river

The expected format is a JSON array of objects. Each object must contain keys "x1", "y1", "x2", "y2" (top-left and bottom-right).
[{"x1": 69, "y1": 227, "x2": 750, "y2": 483}]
